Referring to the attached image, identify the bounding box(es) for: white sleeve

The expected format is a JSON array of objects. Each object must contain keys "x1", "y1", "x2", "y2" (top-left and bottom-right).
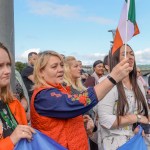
[
  {"x1": 97, "y1": 86, "x2": 118, "y2": 129},
  {"x1": 137, "y1": 80, "x2": 150, "y2": 115}
]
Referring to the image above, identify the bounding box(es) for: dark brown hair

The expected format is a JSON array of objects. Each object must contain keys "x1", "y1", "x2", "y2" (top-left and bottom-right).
[
  {"x1": 109, "y1": 44, "x2": 148, "y2": 126},
  {"x1": 28, "y1": 52, "x2": 38, "y2": 59},
  {"x1": 93, "y1": 60, "x2": 103, "y2": 68}
]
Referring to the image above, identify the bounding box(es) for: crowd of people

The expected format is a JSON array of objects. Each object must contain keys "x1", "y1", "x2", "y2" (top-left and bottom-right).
[{"x1": 0, "y1": 42, "x2": 150, "y2": 150}]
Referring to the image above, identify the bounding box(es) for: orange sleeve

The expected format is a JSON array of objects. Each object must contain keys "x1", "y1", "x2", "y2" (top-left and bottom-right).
[
  {"x1": 14, "y1": 100, "x2": 28, "y2": 125},
  {"x1": 0, "y1": 137, "x2": 14, "y2": 150},
  {"x1": 9, "y1": 99, "x2": 28, "y2": 125}
]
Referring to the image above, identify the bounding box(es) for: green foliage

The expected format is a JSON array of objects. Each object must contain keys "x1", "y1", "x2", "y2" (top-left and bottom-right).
[{"x1": 15, "y1": 61, "x2": 27, "y2": 73}]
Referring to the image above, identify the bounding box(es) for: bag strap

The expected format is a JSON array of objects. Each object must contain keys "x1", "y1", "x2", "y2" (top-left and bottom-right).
[{"x1": 6, "y1": 104, "x2": 18, "y2": 130}]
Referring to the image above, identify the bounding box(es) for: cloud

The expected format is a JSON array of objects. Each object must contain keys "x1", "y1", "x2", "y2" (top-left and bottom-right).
[
  {"x1": 86, "y1": 16, "x2": 114, "y2": 25},
  {"x1": 16, "y1": 47, "x2": 150, "y2": 65},
  {"x1": 135, "y1": 48, "x2": 150, "y2": 64},
  {"x1": 27, "y1": 0, "x2": 80, "y2": 18},
  {"x1": 69, "y1": 48, "x2": 150, "y2": 65},
  {"x1": 26, "y1": 0, "x2": 114, "y2": 25},
  {"x1": 69, "y1": 52, "x2": 106, "y2": 65},
  {"x1": 15, "y1": 48, "x2": 40, "y2": 62}
]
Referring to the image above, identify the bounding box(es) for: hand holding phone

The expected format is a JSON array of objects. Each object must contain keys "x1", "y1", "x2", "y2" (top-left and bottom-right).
[{"x1": 132, "y1": 123, "x2": 150, "y2": 134}]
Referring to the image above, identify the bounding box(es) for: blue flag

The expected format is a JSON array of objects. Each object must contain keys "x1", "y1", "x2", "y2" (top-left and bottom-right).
[
  {"x1": 14, "y1": 129, "x2": 68, "y2": 150},
  {"x1": 118, "y1": 125, "x2": 147, "y2": 150}
]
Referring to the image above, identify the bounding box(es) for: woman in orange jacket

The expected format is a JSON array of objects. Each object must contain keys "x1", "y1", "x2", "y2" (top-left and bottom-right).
[
  {"x1": 0, "y1": 43, "x2": 35, "y2": 150},
  {"x1": 31, "y1": 50, "x2": 132, "y2": 150}
]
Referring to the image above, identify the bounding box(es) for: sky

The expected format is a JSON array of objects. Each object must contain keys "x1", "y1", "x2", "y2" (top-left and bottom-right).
[{"x1": 14, "y1": 0, "x2": 150, "y2": 65}]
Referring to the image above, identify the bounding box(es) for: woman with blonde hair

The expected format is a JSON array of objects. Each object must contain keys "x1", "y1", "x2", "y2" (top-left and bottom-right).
[
  {"x1": 63, "y1": 56, "x2": 86, "y2": 93},
  {"x1": 64, "y1": 56, "x2": 98, "y2": 149},
  {"x1": 30, "y1": 50, "x2": 131, "y2": 150},
  {"x1": 0, "y1": 43, "x2": 34, "y2": 150}
]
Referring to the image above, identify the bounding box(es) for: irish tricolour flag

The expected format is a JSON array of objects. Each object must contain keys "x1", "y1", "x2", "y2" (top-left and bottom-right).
[{"x1": 112, "y1": 0, "x2": 140, "y2": 54}]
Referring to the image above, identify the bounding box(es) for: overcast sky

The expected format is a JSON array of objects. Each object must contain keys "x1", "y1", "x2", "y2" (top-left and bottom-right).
[{"x1": 14, "y1": 0, "x2": 150, "y2": 65}]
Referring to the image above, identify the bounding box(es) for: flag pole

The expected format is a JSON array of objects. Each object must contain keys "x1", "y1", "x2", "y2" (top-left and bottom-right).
[{"x1": 125, "y1": 0, "x2": 130, "y2": 58}]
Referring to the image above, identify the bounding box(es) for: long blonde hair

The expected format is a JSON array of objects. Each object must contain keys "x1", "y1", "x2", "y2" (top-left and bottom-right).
[
  {"x1": 64, "y1": 56, "x2": 86, "y2": 91},
  {"x1": 33, "y1": 50, "x2": 63, "y2": 89},
  {"x1": 0, "y1": 43, "x2": 14, "y2": 103}
]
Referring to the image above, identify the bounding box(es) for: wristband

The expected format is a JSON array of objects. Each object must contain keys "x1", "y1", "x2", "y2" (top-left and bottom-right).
[{"x1": 107, "y1": 75, "x2": 117, "y2": 85}]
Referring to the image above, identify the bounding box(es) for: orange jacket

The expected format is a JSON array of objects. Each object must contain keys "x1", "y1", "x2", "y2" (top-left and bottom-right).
[
  {"x1": 0, "y1": 99, "x2": 27, "y2": 150},
  {"x1": 31, "y1": 87, "x2": 89, "y2": 150}
]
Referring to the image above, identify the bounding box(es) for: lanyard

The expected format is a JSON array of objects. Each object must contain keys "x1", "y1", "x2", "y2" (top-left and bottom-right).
[{"x1": 0, "y1": 104, "x2": 17, "y2": 130}]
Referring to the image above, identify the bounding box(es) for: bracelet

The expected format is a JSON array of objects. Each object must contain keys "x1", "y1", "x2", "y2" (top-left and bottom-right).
[
  {"x1": 136, "y1": 114, "x2": 141, "y2": 123},
  {"x1": 107, "y1": 75, "x2": 117, "y2": 85}
]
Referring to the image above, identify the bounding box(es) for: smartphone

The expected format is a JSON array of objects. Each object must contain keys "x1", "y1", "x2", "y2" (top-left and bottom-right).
[{"x1": 132, "y1": 123, "x2": 150, "y2": 134}]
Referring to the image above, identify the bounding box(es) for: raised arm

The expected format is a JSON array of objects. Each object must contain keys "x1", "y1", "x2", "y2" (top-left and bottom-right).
[{"x1": 94, "y1": 58, "x2": 131, "y2": 100}]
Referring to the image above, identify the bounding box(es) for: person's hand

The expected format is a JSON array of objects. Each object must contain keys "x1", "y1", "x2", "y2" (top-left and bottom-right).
[
  {"x1": 83, "y1": 115, "x2": 94, "y2": 136},
  {"x1": 132, "y1": 115, "x2": 149, "y2": 137},
  {"x1": 133, "y1": 126, "x2": 145, "y2": 137},
  {"x1": 10, "y1": 125, "x2": 35, "y2": 145},
  {"x1": 139, "y1": 115, "x2": 149, "y2": 124},
  {"x1": 110, "y1": 58, "x2": 132, "y2": 83}
]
